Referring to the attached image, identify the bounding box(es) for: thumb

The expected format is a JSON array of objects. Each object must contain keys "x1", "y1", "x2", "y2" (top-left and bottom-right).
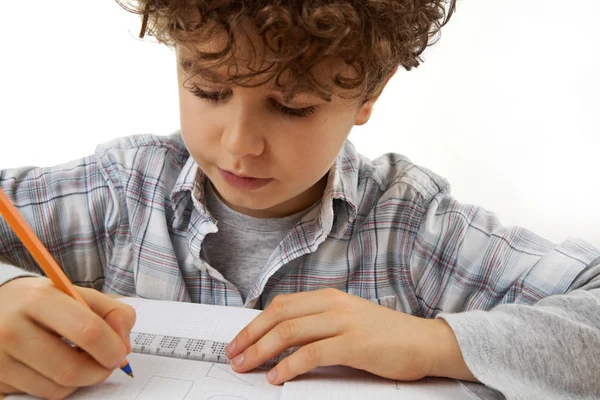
[{"x1": 76, "y1": 287, "x2": 136, "y2": 352}]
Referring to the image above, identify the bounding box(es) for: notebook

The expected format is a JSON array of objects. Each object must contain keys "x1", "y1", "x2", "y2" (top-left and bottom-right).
[{"x1": 8, "y1": 298, "x2": 476, "y2": 399}]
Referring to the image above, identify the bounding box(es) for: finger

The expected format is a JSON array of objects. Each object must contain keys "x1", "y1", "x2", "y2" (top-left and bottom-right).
[
  {"x1": 8, "y1": 318, "x2": 113, "y2": 387},
  {"x1": 0, "y1": 356, "x2": 77, "y2": 400},
  {"x1": 231, "y1": 313, "x2": 339, "y2": 373},
  {"x1": 25, "y1": 288, "x2": 129, "y2": 370},
  {"x1": 0, "y1": 381, "x2": 20, "y2": 395},
  {"x1": 76, "y1": 287, "x2": 136, "y2": 352},
  {"x1": 227, "y1": 291, "x2": 334, "y2": 358},
  {"x1": 265, "y1": 337, "x2": 343, "y2": 385}
]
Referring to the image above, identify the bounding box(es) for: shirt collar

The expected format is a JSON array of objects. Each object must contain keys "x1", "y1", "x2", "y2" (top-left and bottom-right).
[
  {"x1": 328, "y1": 140, "x2": 359, "y2": 225},
  {"x1": 170, "y1": 155, "x2": 199, "y2": 212},
  {"x1": 169, "y1": 140, "x2": 360, "y2": 228}
]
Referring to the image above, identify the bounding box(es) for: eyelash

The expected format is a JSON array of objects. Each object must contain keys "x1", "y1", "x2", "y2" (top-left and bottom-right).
[{"x1": 189, "y1": 86, "x2": 316, "y2": 118}]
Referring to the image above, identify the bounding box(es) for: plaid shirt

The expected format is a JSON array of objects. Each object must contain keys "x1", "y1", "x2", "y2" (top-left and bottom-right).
[{"x1": 1, "y1": 132, "x2": 598, "y2": 313}]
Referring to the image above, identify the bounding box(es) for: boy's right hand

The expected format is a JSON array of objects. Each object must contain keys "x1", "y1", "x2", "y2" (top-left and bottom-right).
[{"x1": 0, "y1": 277, "x2": 136, "y2": 399}]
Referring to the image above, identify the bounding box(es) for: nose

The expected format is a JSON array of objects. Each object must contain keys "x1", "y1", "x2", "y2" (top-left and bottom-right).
[{"x1": 221, "y1": 108, "x2": 265, "y2": 158}]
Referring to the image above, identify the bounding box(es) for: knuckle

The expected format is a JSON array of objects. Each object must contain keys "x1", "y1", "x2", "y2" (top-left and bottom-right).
[
  {"x1": 300, "y1": 344, "x2": 320, "y2": 366},
  {"x1": 347, "y1": 330, "x2": 366, "y2": 345},
  {"x1": 270, "y1": 294, "x2": 288, "y2": 309},
  {"x1": 20, "y1": 285, "x2": 47, "y2": 308},
  {"x1": 266, "y1": 299, "x2": 286, "y2": 320},
  {"x1": 0, "y1": 325, "x2": 17, "y2": 345},
  {"x1": 275, "y1": 320, "x2": 297, "y2": 342},
  {"x1": 54, "y1": 365, "x2": 81, "y2": 387},
  {"x1": 271, "y1": 294, "x2": 285, "y2": 305},
  {"x1": 76, "y1": 321, "x2": 104, "y2": 347},
  {"x1": 340, "y1": 307, "x2": 358, "y2": 319}
]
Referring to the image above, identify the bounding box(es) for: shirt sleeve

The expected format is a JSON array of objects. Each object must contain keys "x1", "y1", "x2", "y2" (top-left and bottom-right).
[
  {"x1": 438, "y1": 259, "x2": 600, "y2": 399},
  {"x1": 0, "y1": 261, "x2": 40, "y2": 286},
  {"x1": 409, "y1": 191, "x2": 600, "y2": 398},
  {"x1": 0, "y1": 155, "x2": 121, "y2": 290}
]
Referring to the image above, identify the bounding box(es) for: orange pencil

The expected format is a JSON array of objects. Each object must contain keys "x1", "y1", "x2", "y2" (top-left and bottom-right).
[{"x1": 0, "y1": 187, "x2": 133, "y2": 377}]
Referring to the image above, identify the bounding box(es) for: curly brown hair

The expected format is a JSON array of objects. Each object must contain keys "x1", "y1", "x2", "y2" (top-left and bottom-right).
[{"x1": 116, "y1": 0, "x2": 456, "y2": 102}]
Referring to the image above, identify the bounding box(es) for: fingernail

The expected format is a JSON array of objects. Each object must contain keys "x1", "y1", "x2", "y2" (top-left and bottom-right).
[
  {"x1": 226, "y1": 341, "x2": 236, "y2": 355},
  {"x1": 232, "y1": 353, "x2": 244, "y2": 367},
  {"x1": 267, "y1": 369, "x2": 277, "y2": 382}
]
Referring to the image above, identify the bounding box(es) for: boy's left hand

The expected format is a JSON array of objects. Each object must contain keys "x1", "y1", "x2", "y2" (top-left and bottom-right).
[{"x1": 225, "y1": 288, "x2": 466, "y2": 385}]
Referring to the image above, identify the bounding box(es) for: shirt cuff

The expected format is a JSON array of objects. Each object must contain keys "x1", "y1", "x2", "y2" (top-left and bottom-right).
[{"x1": 0, "y1": 262, "x2": 40, "y2": 286}]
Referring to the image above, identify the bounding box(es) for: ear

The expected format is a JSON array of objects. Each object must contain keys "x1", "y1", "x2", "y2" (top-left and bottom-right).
[
  {"x1": 354, "y1": 68, "x2": 397, "y2": 126},
  {"x1": 354, "y1": 98, "x2": 376, "y2": 126}
]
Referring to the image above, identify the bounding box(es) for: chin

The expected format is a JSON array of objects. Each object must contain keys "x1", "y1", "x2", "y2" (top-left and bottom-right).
[
  {"x1": 234, "y1": 197, "x2": 280, "y2": 212},
  {"x1": 218, "y1": 188, "x2": 280, "y2": 210}
]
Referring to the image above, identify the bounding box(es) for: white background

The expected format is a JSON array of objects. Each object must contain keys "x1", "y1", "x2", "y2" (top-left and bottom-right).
[{"x1": 1, "y1": 1, "x2": 598, "y2": 247}]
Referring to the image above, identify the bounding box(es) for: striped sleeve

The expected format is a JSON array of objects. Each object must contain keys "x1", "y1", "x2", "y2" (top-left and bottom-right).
[
  {"x1": 0, "y1": 155, "x2": 121, "y2": 289},
  {"x1": 409, "y1": 191, "x2": 599, "y2": 317}
]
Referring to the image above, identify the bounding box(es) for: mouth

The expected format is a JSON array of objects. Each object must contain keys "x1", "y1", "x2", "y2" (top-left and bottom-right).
[
  {"x1": 218, "y1": 168, "x2": 274, "y2": 191},
  {"x1": 221, "y1": 169, "x2": 263, "y2": 179}
]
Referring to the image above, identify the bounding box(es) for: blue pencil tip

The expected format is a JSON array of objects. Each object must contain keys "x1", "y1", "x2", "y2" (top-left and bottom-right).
[{"x1": 121, "y1": 362, "x2": 133, "y2": 377}]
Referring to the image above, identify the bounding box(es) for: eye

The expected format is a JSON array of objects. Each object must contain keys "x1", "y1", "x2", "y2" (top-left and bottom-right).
[
  {"x1": 189, "y1": 85, "x2": 230, "y2": 102},
  {"x1": 188, "y1": 84, "x2": 316, "y2": 118},
  {"x1": 270, "y1": 99, "x2": 316, "y2": 118}
]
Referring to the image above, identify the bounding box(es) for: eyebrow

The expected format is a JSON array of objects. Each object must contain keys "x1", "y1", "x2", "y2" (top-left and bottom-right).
[{"x1": 178, "y1": 58, "x2": 332, "y2": 103}]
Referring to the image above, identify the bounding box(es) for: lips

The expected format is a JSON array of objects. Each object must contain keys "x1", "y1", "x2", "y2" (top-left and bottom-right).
[
  {"x1": 223, "y1": 169, "x2": 262, "y2": 179},
  {"x1": 218, "y1": 168, "x2": 274, "y2": 190}
]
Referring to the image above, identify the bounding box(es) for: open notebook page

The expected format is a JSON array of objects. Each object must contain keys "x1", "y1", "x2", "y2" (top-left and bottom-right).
[
  {"x1": 9, "y1": 298, "x2": 282, "y2": 400},
  {"x1": 9, "y1": 298, "x2": 475, "y2": 399},
  {"x1": 281, "y1": 366, "x2": 476, "y2": 400}
]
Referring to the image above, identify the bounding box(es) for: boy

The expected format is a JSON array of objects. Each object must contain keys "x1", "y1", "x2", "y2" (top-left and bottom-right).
[{"x1": 0, "y1": 1, "x2": 599, "y2": 399}]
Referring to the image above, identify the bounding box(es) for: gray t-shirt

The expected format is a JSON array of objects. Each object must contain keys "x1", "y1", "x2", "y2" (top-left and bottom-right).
[{"x1": 201, "y1": 180, "x2": 319, "y2": 302}]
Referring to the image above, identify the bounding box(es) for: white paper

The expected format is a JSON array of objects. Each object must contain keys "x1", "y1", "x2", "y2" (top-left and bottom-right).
[
  {"x1": 281, "y1": 366, "x2": 476, "y2": 400},
  {"x1": 8, "y1": 298, "x2": 475, "y2": 399},
  {"x1": 9, "y1": 298, "x2": 281, "y2": 400}
]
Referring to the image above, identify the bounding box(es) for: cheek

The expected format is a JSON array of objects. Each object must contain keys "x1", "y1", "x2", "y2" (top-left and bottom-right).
[
  {"x1": 181, "y1": 127, "x2": 220, "y2": 165},
  {"x1": 179, "y1": 93, "x2": 205, "y2": 128},
  {"x1": 288, "y1": 117, "x2": 352, "y2": 167},
  {"x1": 275, "y1": 134, "x2": 337, "y2": 183},
  {"x1": 179, "y1": 95, "x2": 220, "y2": 156}
]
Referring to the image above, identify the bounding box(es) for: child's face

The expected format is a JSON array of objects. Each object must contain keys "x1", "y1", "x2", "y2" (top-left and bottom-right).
[{"x1": 176, "y1": 36, "x2": 379, "y2": 219}]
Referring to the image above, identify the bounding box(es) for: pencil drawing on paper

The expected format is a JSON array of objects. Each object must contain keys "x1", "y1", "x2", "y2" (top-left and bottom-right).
[
  {"x1": 137, "y1": 375, "x2": 194, "y2": 400},
  {"x1": 205, "y1": 363, "x2": 254, "y2": 386}
]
